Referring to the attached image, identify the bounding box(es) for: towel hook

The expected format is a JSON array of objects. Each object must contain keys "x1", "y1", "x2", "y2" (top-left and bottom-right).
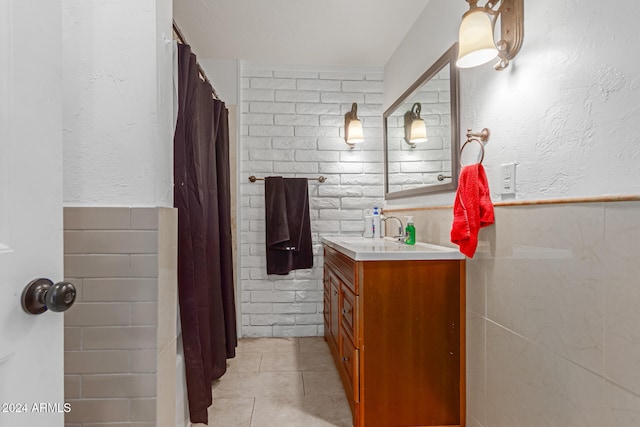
[{"x1": 460, "y1": 128, "x2": 489, "y2": 165}]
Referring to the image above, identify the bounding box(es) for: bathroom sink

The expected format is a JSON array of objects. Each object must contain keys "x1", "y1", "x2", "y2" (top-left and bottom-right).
[
  {"x1": 333, "y1": 237, "x2": 403, "y2": 247},
  {"x1": 321, "y1": 236, "x2": 464, "y2": 261}
]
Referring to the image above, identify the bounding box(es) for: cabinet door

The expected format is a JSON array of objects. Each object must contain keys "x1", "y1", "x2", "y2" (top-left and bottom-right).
[
  {"x1": 323, "y1": 269, "x2": 330, "y2": 336},
  {"x1": 341, "y1": 285, "x2": 357, "y2": 345},
  {"x1": 329, "y1": 273, "x2": 340, "y2": 351},
  {"x1": 340, "y1": 333, "x2": 359, "y2": 404}
]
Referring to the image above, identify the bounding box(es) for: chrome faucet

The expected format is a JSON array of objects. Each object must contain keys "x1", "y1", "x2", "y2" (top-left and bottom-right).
[{"x1": 382, "y1": 216, "x2": 405, "y2": 240}]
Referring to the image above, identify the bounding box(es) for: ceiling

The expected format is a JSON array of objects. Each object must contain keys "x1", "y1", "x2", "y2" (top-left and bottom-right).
[{"x1": 173, "y1": 0, "x2": 431, "y2": 68}]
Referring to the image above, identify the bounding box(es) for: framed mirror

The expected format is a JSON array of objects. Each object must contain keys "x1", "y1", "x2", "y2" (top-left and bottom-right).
[{"x1": 383, "y1": 43, "x2": 460, "y2": 199}]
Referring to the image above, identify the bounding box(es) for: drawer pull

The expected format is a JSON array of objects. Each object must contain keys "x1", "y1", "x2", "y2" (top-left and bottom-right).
[
  {"x1": 342, "y1": 356, "x2": 349, "y2": 362},
  {"x1": 342, "y1": 308, "x2": 352, "y2": 315}
]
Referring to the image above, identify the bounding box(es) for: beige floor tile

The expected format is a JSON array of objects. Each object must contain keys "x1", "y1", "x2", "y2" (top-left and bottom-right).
[
  {"x1": 213, "y1": 371, "x2": 304, "y2": 398},
  {"x1": 227, "y1": 352, "x2": 262, "y2": 373},
  {"x1": 192, "y1": 397, "x2": 255, "y2": 427},
  {"x1": 259, "y1": 344, "x2": 334, "y2": 372},
  {"x1": 250, "y1": 395, "x2": 352, "y2": 427},
  {"x1": 259, "y1": 351, "x2": 302, "y2": 372},
  {"x1": 302, "y1": 370, "x2": 346, "y2": 397},
  {"x1": 208, "y1": 338, "x2": 351, "y2": 426},
  {"x1": 238, "y1": 337, "x2": 299, "y2": 354},
  {"x1": 298, "y1": 348, "x2": 335, "y2": 371},
  {"x1": 299, "y1": 336, "x2": 330, "y2": 354}
]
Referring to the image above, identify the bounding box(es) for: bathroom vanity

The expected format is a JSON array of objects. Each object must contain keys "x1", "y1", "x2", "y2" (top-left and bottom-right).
[{"x1": 322, "y1": 237, "x2": 466, "y2": 427}]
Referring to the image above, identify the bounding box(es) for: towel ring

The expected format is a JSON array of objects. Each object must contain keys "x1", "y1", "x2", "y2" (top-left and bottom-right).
[{"x1": 460, "y1": 128, "x2": 489, "y2": 165}]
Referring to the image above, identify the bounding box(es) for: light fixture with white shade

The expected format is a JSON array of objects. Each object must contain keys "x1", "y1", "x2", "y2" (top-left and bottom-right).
[
  {"x1": 344, "y1": 102, "x2": 364, "y2": 149},
  {"x1": 403, "y1": 103, "x2": 428, "y2": 148},
  {"x1": 456, "y1": 0, "x2": 524, "y2": 71}
]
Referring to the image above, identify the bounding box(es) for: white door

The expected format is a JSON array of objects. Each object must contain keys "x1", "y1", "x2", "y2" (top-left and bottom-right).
[{"x1": 0, "y1": 1, "x2": 65, "y2": 426}]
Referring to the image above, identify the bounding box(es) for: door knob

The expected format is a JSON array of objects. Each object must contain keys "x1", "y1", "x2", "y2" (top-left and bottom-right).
[{"x1": 21, "y1": 278, "x2": 77, "y2": 315}]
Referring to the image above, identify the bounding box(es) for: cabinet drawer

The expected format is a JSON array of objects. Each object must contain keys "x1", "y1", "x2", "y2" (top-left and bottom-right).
[
  {"x1": 341, "y1": 333, "x2": 359, "y2": 403},
  {"x1": 341, "y1": 285, "x2": 357, "y2": 343},
  {"x1": 324, "y1": 246, "x2": 357, "y2": 294}
]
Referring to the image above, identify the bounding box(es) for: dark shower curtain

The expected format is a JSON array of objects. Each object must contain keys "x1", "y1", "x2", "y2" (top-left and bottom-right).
[{"x1": 174, "y1": 43, "x2": 237, "y2": 424}]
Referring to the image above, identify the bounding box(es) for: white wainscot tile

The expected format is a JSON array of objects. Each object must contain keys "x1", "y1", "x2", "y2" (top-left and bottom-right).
[
  {"x1": 467, "y1": 311, "x2": 485, "y2": 425},
  {"x1": 605, "y1": 381, "x2": 640, "y2": 427},
  {"x1": 486, "y1": 322, "x2": 604, "y2": 427},
  {"x1": 603, "y1": 202, "x2": 640, "y2": 395},
  {"x1": 486, "y1": 204, "x2": 606, "y2": 373}
]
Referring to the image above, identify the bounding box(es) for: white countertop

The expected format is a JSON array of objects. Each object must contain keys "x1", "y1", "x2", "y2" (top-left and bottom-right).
[{"x1": 321, "y1": 236, "x2": 464, "y2": 261}]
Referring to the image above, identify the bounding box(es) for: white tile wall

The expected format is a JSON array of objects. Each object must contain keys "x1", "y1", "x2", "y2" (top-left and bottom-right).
[
  {"x1": 63, "y1": 207, "x2": 177, "y2": 426},
  {"x1": 240, "y1": 65, "x2": 384, "y2": 337},
  {"x1": 391, "y1": 200, "x2": 640, "y2": 426}
]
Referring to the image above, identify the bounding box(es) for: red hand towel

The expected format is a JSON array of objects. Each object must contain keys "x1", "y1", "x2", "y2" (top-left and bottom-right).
[{"x1": 450, "y1": 164, "x2": 494, "y2": 258}]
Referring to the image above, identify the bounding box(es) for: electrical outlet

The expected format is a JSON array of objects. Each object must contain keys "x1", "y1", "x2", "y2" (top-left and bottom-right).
[{"x1": 500, "y1": 163, "x2": 516, "y2": 195}]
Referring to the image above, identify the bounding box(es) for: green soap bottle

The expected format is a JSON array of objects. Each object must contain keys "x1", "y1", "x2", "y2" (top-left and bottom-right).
[{"x1": 405, "y1": 216, "x2": 416, "y2": 245}]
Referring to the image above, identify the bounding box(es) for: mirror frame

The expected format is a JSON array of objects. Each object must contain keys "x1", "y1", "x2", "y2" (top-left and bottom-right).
[{"x1": 383, "y1": 43, "x2": 460, "y2": 200}]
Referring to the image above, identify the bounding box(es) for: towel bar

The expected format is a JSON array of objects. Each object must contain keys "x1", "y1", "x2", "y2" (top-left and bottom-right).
[{"x1": 248, "y1": 175, "x2": 326, "y2": 183}]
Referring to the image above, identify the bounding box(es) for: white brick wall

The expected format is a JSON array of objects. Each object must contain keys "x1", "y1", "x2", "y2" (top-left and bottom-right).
[{"x1": 240, "y1": 65, "x2": 384, "y2": 337}]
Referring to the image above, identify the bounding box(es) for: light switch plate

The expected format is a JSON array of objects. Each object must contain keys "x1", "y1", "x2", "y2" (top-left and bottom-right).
[{"x1": 500, "y1": 163, "x2": 516, "y2": 195}]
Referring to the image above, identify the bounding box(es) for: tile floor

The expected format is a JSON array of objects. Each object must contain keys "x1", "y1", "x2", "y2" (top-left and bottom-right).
[{"x1": 193, "y1": 337, "x2": 352, "y2": 427}]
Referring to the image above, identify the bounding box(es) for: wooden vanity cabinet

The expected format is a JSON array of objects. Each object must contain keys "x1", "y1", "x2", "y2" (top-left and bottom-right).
[{"x1": 323, "y1": 245, "x2": 466, "y2": 427}]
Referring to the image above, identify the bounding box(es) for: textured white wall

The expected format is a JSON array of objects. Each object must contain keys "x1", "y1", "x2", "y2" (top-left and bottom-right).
[
  {"x1": 240, "y1": 65, "x2": 384, "y2": 337},
  {"x1": 62, "y1": 0, "x2": 174, "y2": 207},
  {"x1": 154, "y1": 0, "x2": 175, "y2": 207},
  {"x1": 385, "y1": 0, "x2": 640, "y2": 208},
  {"x1": 384, "y1": 1, "x2": 640, "y2": 426}
]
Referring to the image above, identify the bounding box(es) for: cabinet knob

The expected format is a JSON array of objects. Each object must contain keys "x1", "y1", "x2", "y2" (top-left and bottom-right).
[
  {"x1": 342, "y1": 356, "x2": 349, "y2": 362},
  {"x1": 341, "y1": 308, "x2": 351, "y2": 315}
]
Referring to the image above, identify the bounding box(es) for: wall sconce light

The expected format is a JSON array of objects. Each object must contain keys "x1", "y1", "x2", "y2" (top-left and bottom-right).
[
  {"x1": 403, "y1": 102, "x2": 428, "y2": 148},
  {"x1": 456, "y1": 0, "x2": 524, "y2": 71},
  {"x1": 344, "y1": 102, "x2": 364, "y2": 149}
]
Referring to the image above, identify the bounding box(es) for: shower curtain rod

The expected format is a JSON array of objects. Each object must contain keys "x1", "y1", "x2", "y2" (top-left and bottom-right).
[{"x1": 172, "y1": 20, "x2": 220, "y2": 100}]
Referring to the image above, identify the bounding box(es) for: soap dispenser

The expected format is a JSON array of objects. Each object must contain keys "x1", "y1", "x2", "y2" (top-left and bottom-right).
[
  {"x1": 372, "y1": 206, "x2": 381, "y2": 239},
  {"x1": 405, "y1": 216, "x2": 416, "y2": 245}
]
